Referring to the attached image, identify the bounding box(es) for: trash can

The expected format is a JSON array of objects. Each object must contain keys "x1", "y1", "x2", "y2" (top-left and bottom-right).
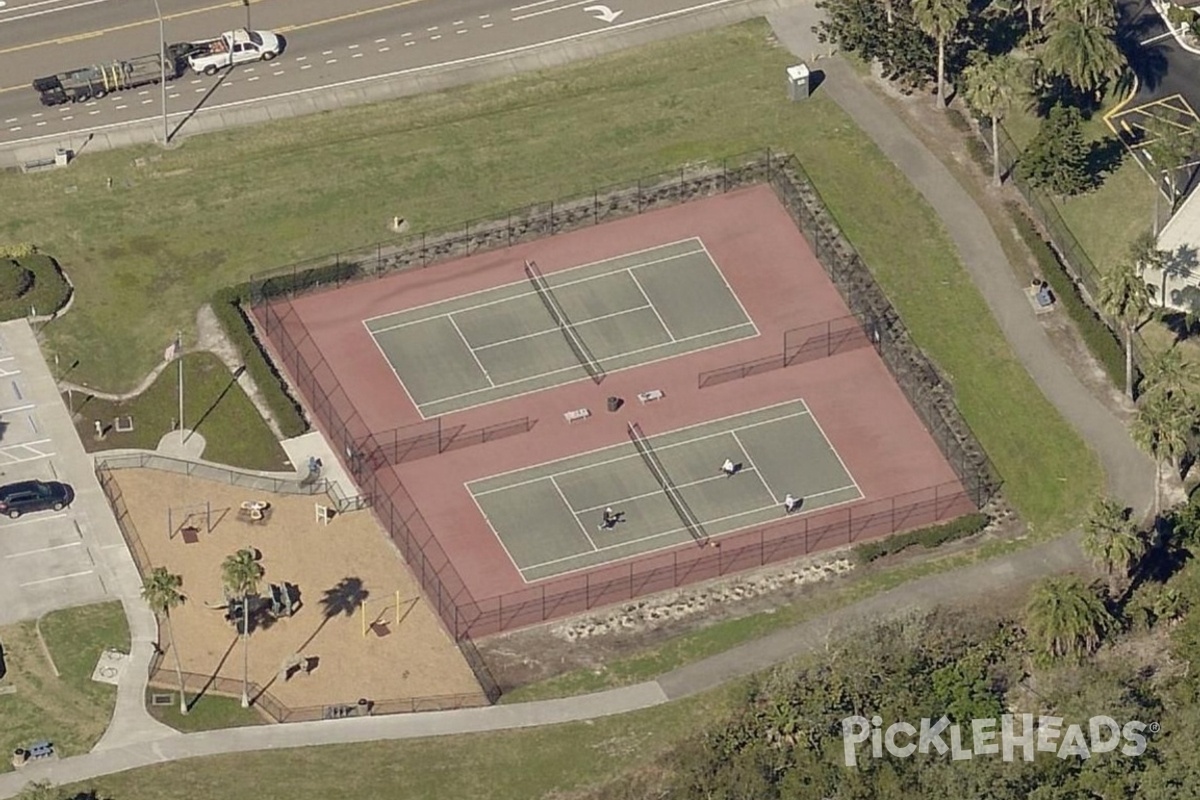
[
  {"x1": 786, "y1": 64, "x2": 810, "y2": 101},
  {"x1": 606, "y1": 396, "x2": 622, "y2": 413}
]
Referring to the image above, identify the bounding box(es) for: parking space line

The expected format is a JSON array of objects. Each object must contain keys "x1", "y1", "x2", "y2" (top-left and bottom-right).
[
  {"x1": 20, "y1": 569, "x2": 94, "y2": 587},
  {"x1": 0, "y1": 512, "x2": 69, "y2": 528},
  {"x1": 6, "y1": 542, "x2": 82, "y2": 558},
  {"x1": 0, "y1": 403, "x2": 33, "y2": 414}
]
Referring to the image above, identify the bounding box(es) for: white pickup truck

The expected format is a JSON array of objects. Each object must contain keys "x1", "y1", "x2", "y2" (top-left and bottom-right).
[{"x1": 187, "y1": 29, "x2": 283, "y2": 76}]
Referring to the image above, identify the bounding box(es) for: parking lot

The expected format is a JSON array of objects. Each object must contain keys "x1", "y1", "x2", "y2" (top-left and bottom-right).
[{"x1": 0, "y1": 321, "x2": 116, "y2": 626}]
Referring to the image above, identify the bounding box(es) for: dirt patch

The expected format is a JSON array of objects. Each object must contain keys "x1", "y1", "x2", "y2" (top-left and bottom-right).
[{"x1": 112, "y1": 469, "x2": 480, "y2": 710}]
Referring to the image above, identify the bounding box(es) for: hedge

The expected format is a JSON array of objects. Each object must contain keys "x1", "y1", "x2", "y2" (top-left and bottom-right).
[
  {"x1": 0, "y1": 255, "x2": 71, "y2": 321},
  {"x1": 852, "y1": 512, "x2": 990, "y2": 564},
  {"x1": 210, "y1": 285, "x2": 308, "y2": 439},
  {"x1": 1008, "y1": 205, "x2": 1128, "y2": 388}
]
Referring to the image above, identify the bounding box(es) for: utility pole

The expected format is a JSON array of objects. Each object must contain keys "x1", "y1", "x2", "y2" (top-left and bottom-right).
[
  {"x1": 153, "y1": 0, "x2": 168, "y2": 145},
  {"x1": 243, "y1": 0, "x2": 251, "y2": 29},
  {"x1": 175, "y1": 331, "x2": 185, "y2": 443}
]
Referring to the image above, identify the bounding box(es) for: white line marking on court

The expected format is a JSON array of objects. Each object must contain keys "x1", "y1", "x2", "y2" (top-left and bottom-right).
[
  {"x1": 575, "y1": 467, "x2": 761, "y2": 514},
  {"x1": 471, "y1": 303, "x2": 651, "y2": 352},
  {"x1": 521, "y1": 484, "x2": 862, "y2": 577},
  {"x1": 626, "y1": 268, "x2": 675, "y2": 341},
  {"x1": 473, "y1": 407, "x2": 812, "y2": 495},
  {"x1": 696, "y1": 238, "x2": 760, "y2": 338},
  {"x1": 466, "y1": 483, "x2": 528, "y2": 578},
  {"x1": 20, "y1": 569, "x2": 93, "y2": 587},
  {"x1": 549, "y1": 476, "x2": 597, "y2": 551},
  {"x1": 361, "y1": 238, "x2": 702, "y2": 328},
  {"x1": 6, "y1": 541, "x2": 81, "y2": 558},
  {"x1": 421, "y1": 320, "x2": 753, "y2": 412},
  {"x1": 367, "y1": 246, "x2": 704, "y2": 335},
  {"x1": 802, "y1": 398, "x2": 864, "y2": 499},
  {"x1": 731, "y1": 430, "x2": 778, "y2": 504},
  {"x1": 447, "y1": 313, "x2": 494, "y2": 387}
]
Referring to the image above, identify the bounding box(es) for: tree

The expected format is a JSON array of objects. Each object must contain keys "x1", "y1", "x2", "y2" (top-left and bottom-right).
[
  {"x1": 1143, "y1": 117, "x2": 1200, "y2": 213},
  {"x1": 1141, "y1": 345, "x2": 1200, "y2": 406},
  {"x1": 815, "y1": 0, "x2": 937, "y2": 91},
  {"x1": 961, "y1": 53, "x2": 1028, "y2": 185},
  {"x1": 142, "y1": 567, "x2": 189, "y2": 715},
  {"x1": 15, "y1": 781, "x2": 60, "y2": 800},
  {"x1": 1039, "y1": 16, "x2": 1125, "y2": 101},
  {"x1": 1097, "y1": 242, "x2": 1151, "y2": 399},
  {"x1": 1131, "y1": 393, "x2": 1193, "y2": 517},
  {"x1": 1080, "y1": 497, "x2": 1145, "y2": 587},
  {"x1": 1019, "y1": 103, "x2": 1092, "y2": 196},
  {"x1": 911, "y1": 0, "x2": 969, "y2": 108},
  {"x1": 221, "y1": 548, "x2": 264, "y2": 708},
  {"x1": 1043, "y1": 0, "x2": 1116, "y2": 28},
  {"x1": 1024, "y1": 575, "x2": 1114, "y2": 663}
]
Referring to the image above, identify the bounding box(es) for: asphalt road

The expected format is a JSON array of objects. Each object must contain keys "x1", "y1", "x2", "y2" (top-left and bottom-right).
[{"x1": 0, "y1": 0, "x2": 724, "y2": 147}]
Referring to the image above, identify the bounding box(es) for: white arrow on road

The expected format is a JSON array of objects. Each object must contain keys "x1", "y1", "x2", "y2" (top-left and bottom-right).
[{"x1": 584, "y1": 4, "x2": 623, "y2": 23}]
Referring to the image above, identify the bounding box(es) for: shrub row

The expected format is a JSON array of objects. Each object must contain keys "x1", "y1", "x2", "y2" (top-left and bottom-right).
[
  {"x1": 0, "y1": 256, "x2": 71, "y2": 321},
  {"x1": 1007, "y1": 205, "x2": 1127, "y2": 387},
  {"x1": 210, "y1": 285, "x2": 308, "y2": 439},
  {"x1": 852, "y1": 512, "x2": 989, "y2": 565}
]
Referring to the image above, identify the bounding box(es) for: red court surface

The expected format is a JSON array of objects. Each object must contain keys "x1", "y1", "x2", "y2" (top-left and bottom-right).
[{"x1": 257, "y1": 185, "x2": 971, "y2": 634}]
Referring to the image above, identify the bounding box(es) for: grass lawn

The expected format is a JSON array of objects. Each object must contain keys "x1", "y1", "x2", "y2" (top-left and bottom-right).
[
  {"x1": 62, "y1": 685, "x2": 734, "y2": 800},
  {"x1": 69, "y1": 351, "x2": 290, "y2": 472},
  {"x1": 0, "y1": 21, "x2": 1097, "y2": 529},
  {"x1": 146, "y1": 689, "x2": 269, "y2": 733},
  {"x1": 0, "y1": 602, "x2": 128, "y2": 772},
  {"x1": 0, "y1": 255, "x2": 71, "y2": 321}
]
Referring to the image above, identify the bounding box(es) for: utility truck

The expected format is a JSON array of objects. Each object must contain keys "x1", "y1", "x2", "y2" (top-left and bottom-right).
[
  {"x1": 32, "y1": 42, "x2": 197, "y2": 106},
  {"x1": 187, "y1": 29, "x2": 283, "y2": 76}
]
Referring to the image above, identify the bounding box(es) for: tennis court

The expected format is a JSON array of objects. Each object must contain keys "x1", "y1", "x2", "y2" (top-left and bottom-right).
[
  {"x1": 468, "y1": 400, "x2": 862, "y2": 582},
  {"x1": 363, "y1": 239, "x2": 758, "y2": 418}
]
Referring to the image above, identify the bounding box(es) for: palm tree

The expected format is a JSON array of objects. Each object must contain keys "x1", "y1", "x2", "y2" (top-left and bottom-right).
[
  {"x1": 221, "y1": 548, "x2": 264, "y2": 708},
  {"x1": 1143, "y1": 118, "x2": 1200, "y2": 212},
  {"x1": 1131, "y1": 393, "x2": 1193, "y2": 517},
  {"x1": 911, "y1": 0, "x2": 969, "y2": 108},
  {"x1": 1023, "y1": 575, "x2": 1114, "y2": 663},
  {"x1": 1080, "y1": 497, "x2": 1145, "y2": 587},
  {"x1": 961, "y1": 53, "x2": 1028, "y2": 185},
  {"x1": 1098, "y1": 250, "x2": 1151, "y2": 400},
  {"x1": 1141, "y1": 346, "x2": 1200, "y2": 406},
  {"x1": 1044, "y1": 0, "x2": 1115, "y2": 27},
  {"x1": 142, "y1": 567, "x2": 189, "y2": 715},
  {"x1": 1039, "y1": 17, "x2": 1125, "y2": 101}
]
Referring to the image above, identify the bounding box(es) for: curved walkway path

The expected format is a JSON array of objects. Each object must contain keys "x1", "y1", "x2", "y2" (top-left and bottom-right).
[{"x1": 0, "y1": 10, "x2": 1155, "y2": 796}]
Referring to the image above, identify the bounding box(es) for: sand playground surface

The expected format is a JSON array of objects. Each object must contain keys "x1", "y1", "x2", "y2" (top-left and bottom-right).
[{"x1": 112, "y1": 469, "x2": 480, "y2": 711}]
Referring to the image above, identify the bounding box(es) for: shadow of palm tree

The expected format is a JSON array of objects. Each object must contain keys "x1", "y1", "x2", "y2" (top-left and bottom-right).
[
  {"x1": 187, "y1": 633, "x2": 240, "y2": 710},
  {"x1": 296, "y1": 577, "x2": 369, "y2": 653}
]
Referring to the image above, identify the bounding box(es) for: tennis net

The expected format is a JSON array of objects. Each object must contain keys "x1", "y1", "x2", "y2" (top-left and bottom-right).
[
  {"x1": 524, "y1": 259, "x2": 605, "y2": 385},
  {"x1": 627, "y1": 422, "x2": 709, "y2": 546}
]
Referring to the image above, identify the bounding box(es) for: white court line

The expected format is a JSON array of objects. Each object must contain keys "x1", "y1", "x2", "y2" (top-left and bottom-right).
[
  {"x1": 471, "y1": 303, "x2": 651, "y2": 352},
  {"x1": 473, "y1": 407, "x2": 812, "y2": 495},
  {"x1": 575, "y1": 467, "x2": 761, "y2": 514},
  {"x1": 549, "y1": 476, "x2": 597, "y2": 552},
  {"x1": 802, "y1": 399, "x2": 864, "y2": 499},
  {"x1": 367, "y1": 244, "x2": 703, "y2": 334},
  {"x1": 522, "y1": 484, "x2": 861, "y2": 575},
  {"x1": 447, "y1": 314, "x2": 494, "y2": 387},
  {"x1": 730, "y1": 430, "x2": 778, "y2": 504},
  {"x1": 6, "y1": 541, "x2": 81, "y2": 558},
  {"x1": 421, "y1": 320, "x2": 752, "y2": 411},
  {"x1": 696, "y1": 238, "x2": 760, "y2": 338},
  {"x1": 361, "y1": 238, "x2": 701, "y2": 326},
  {"x1": 20, "y1": 569, "x2": 93, "y2": 587},
  {"x1": 626, "y1": 268, "x2": 675, "y2": 342}
]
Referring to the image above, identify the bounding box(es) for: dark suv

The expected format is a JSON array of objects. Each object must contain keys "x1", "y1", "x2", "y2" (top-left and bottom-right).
[{"x1": 0, "y1": 480, "x2": 73, "y2": 519}]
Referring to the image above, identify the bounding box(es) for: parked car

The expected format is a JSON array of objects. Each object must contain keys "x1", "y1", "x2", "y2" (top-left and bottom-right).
[{"x1": 0, "y1": 480, "x2": 73, "y2": 518}]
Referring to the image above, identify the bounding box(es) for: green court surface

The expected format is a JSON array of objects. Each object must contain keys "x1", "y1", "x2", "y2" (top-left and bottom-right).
[
  {"x1": 468, "y1": 400, "x2": 863, "y2": 582},
  {"x1": 364, "y1": 238, "x2": 758, "y2": 418}
]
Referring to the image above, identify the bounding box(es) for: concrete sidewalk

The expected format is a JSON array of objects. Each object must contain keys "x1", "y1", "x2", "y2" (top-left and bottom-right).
[{"x1": 0, "y1": 7, "x2": 1157, "y2": 796}]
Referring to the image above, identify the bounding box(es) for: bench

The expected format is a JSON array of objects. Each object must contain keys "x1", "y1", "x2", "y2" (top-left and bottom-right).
[
  {"x1": 27, "y1": 741, "x2": 54, "y2": 759},
  {"x1": 563, "y1": 408, "x2": 591, "y2": 424},
  {"x1": 637, "y1": 389, "x2": 664, "y2": 404}
]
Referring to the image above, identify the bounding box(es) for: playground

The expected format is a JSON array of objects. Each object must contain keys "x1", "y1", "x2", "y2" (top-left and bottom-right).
[{"x1": 111, "y1": 469, "x2": 481, "y2": 712}]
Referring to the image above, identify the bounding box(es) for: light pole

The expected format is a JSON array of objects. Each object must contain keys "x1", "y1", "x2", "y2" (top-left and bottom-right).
[
  {"x1": 243, "y1": 0, "x2": 250, "y2": 29},
  {"x1": 153, "y1": 0, "x2": 168, "y2": 145}
]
